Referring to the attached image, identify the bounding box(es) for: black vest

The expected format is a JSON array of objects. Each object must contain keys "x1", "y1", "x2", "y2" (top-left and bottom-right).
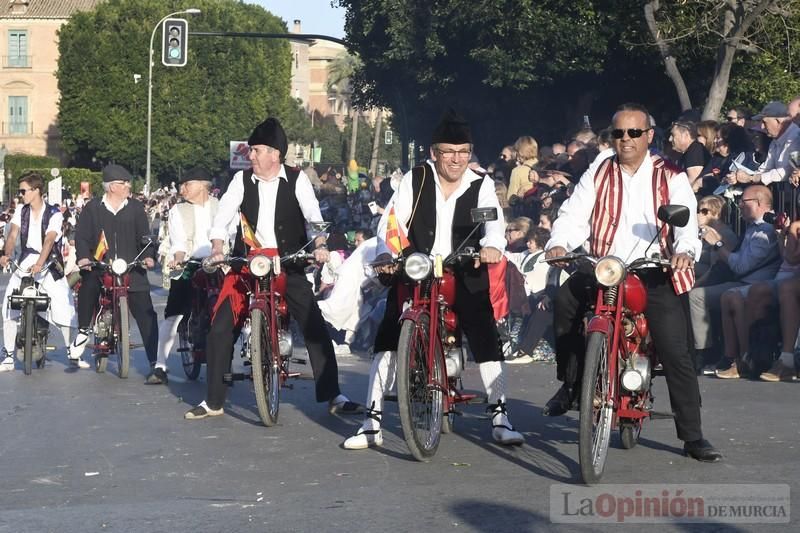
[
  {"x1": 19, "y1": 203, "x2": 65, "y2": 280},
  {"x1": 404, "y1": 162, "x2": 488, "y2": 293},
  {"x1": 232, "y1": 166, "x2": 307, "y2": 257}
]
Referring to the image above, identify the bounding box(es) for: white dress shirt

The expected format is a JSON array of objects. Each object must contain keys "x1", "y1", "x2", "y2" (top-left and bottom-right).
[
  {"x1": 376, "y1": 162, "x2": 506, "y2": 257},
  {"x1": 759, "y1": 122, "x2": 800, "y2": 186},
  {"x1": 547, "y1": 155, "x2": 702, "y2": 262},
  {"x1": 210, "y1": 166, "x2": 322, "y2": 248},
  {"x1": 168, "y1": 200, "x2": 213, "y2": 258}
]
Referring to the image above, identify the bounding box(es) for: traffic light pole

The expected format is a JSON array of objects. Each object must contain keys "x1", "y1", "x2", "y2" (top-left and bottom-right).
[{"x1": 145, "y1": 9, "x2": 200, "y2": 196}]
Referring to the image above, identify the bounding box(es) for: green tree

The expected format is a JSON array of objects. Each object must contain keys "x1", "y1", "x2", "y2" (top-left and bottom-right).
[{"x1": 57, "y1": 0, "x2": 294, "y2": 185}]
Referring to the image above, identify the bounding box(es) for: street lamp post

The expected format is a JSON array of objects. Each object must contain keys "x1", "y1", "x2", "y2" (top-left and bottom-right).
[{"x1": 145, "y1": 8, "x2": 201, "y2": 195}]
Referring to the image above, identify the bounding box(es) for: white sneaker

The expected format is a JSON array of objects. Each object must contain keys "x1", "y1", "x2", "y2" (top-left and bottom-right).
[
  {"x1": 489, "y1": 402, "x2": 524, "y2": 446},
  {"x1": 69, "y1": 357, "x2": 91, "y2": 370},
  {"x1": 0, "y1": 356, "x2": 15, "y2": 373},
  {"x1": 68, "y1": 330, "x2": 91, "y2": 361},
  {"x1": 343, "y1": 428, "x2": 383, "y2": 449}
]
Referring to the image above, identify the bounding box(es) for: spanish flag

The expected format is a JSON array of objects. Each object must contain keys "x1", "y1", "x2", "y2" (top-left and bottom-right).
[
  {"x1": 94, "y1": 230, "x2": 109, "y2": 260},
  {"x1": 385, "y1": 206, "x2": 410, "y2": 255},
  {"x1": 240, "y1": 212, "x2": 261, "y2": 249}
]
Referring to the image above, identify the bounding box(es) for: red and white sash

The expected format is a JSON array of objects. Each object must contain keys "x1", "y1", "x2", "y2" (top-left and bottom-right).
[{"x1": 589, "y1": 154, "x2": 695, "y2": 295}]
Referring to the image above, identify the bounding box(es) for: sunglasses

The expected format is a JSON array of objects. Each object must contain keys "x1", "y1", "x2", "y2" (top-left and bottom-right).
[
  {"x1": 18, "y1": 188, "x2": 32, "y2": 195},
  {"x1": 726, "y1": 115, "x2": 739, "y2": 122},
  {"x1": 698, "y1": 208, "x2": 711, "y2": 215},
  {"x1": 610, "y1": 128, "x2": 651, "y2": 139}
]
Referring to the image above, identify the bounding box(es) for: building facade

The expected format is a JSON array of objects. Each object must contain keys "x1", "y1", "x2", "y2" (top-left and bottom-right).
[{"x1": 0, "y1": 0, "x2": 101, "y2": 160}]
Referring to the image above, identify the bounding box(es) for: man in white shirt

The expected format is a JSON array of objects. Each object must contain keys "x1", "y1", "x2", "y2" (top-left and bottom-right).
[
  {"x1": 146, "y1": 167, "x2": 218, "y2": 385},
  {"x1": 544, "y1": 103, "x2": 722, "y2": 463},
  {"x1": 726, "y1": 100, "x2": 800, "y2": 186},
  {"x1": 184, "y1": 118, "x2": 362, "y2": 420},
  {"x1": 342, "y1": 110, "x2": 524, "y2": 450},
  {"x1": 0, "y1": 172, "x2": 76, "y2": 371}
]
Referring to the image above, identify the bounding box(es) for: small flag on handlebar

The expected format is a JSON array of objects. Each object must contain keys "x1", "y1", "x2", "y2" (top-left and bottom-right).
[
  {"x1": 94, "y1": 230, "x2": 108, "y2": 260},
  {"x1": 240, "y1": 213, "x2": 261, "y2": 249},
  {"x1": 386, "y1": 206, "x2": 410, "y2": 255}
]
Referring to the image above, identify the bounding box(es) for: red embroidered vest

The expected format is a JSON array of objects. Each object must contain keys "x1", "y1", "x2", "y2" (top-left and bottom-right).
[{"x1": 590, "y1": 154, "x2": 695, "y2": 295}]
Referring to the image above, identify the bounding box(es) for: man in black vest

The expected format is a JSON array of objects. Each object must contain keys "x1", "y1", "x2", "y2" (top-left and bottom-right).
[
  {"x1": 185, "y1": 118, "x2": 362, "y2": 420},
  {"x1": 0, "y1": 172, "x2": 76, "y2": 371},
  {"x1": 70, "y1": 164, "x2": 158, "y2": 369},
  {"x1": 343, "y1": 110, "x2": 525, "y2": 449}
]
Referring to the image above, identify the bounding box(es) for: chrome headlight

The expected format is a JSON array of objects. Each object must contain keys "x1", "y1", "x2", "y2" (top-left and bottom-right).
[
  {"x1": 404, "y1": 253, "x2": 432, "y2": 281},
  {"x1": 111, "y1": 258, "x2": 128, "y2": 275},
  {"x1": 248, "y1": 255, "x2": 272, "y2": 277},
  {"x1": 621, "y1": 369, "x2": 644, "y2": 392},
  {"x1": 21, "y1": 285, "x2": 38, "y2": 298},
  {"x1": 594, "y1": 256, "x2": 626, "y2": 287}
]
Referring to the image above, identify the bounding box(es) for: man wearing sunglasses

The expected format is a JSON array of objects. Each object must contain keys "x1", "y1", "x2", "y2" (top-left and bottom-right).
[
  {"x1": 544, "y1": 103, "x2": 722, "y2": 463},
  {"x1": 724, "y1": 107, "x2": 749, "y2": 127},
  {"x1": 0, "y1": 172, "x2": 76, "y2": 372}
]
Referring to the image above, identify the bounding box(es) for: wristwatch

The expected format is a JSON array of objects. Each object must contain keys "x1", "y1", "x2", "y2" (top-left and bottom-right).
[{"x1": 713, "y1": 240, "x2": 725, "y2": 250}]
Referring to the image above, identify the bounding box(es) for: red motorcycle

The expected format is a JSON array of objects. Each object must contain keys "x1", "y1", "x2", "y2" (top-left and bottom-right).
[
  {"x1": 389, "y1": 207, "x2": 497, "y2": 462},
  {"x1": 546, "y1": 205, "x2": 690, "y2": 484},
  {"x1": 169, "y1": 260, "x2": 223, "y2": 380},
  {"x1": 208, "y1": 250, "x2": 318, "y2": 427},
  {"x1": 85, "y1": 240, "x2": 153, "y2": 378}
]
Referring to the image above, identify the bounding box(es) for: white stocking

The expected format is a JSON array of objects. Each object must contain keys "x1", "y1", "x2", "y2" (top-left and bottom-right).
[
  {"x1": 156, "y1": 315, "x2": 183, "y2": 370},
  {"x1": 362, "y1": 350, "x2": 396, "y2": 430},
  {"x1": 479, "y1": 360, "x2": 506, "y2": 405},
  {"x1": 3, "y1": 318, "x2": 18, "y2": 355}
]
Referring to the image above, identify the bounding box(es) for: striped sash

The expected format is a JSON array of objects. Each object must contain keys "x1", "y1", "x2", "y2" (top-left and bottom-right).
[{"x1": 590, "y1": 154, "x2": 695, "y2": 295}]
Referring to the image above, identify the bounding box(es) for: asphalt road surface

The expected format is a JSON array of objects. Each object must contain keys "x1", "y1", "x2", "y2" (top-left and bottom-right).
[{"x1": 0, "y1": 271, "x2": 798, "y2": 532}]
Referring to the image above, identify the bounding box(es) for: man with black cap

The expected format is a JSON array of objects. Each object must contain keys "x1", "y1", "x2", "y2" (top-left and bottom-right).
[
  {"x1": 70, "y1": 164, "x2": 158, "y2": 369},
  {"x1": 726, "y1": 100, "x2": 800, "y2": 186},
  {"x1": 184, "y1": 117, "x2": 362, "y2": 419},
  {"x1": 146, "y1": 166, "x2": 220, "y2": 385},
  {"x1": 342, "y1": 109, "x2": 526, "y2": 449}
]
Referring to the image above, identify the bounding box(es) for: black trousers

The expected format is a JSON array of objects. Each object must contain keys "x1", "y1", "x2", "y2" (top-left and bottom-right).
[
  {"x1": 205, "y1": 271, "x2": 341, "y2": 410},
  {"x1": 76, "y1": 270, "x2": 159, "y2": 365},
  {"x1": 553, "y1": 270, "x2": 703, "y2": 442},
  {"x1": 374, "y1": 277, "x2": 503, "y2": 363}
]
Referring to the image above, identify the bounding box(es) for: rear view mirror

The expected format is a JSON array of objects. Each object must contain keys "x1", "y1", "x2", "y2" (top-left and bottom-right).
[
  {"x1": 657, "y1": 205, "x2": 690, "y2": 228},
  {"x1": 470, "y1": 207, "x2": 498, "y2": 224}
]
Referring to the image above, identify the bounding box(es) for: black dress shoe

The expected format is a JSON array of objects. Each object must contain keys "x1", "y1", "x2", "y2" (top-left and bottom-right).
[
  {"x1": 684, "y1": 439, "x2": 723, "y2": 463},
  {"x1": 543, "y1": 384, "x2": 573, "y2": 416},
  {"x1": 145, "y1": 368, "x2": 168, "y2": 385}
]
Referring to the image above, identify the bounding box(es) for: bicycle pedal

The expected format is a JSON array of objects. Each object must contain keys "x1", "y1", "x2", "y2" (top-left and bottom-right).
[
  {"x1": 383, "y1": 394, "x2": 398, "y2": 402},
  {"x1": 129, "y1": 343, "x2": 143, "y2": 349},
  {"x1": 290, "y1": 357, "x2": 307, "y2": 365},
  {"x1": 176, "y1": 347, "x2": 191, "y2": 353},
  {"x1": 649, "y1": 411, "x2": 675, "y2": 419},
  {"x1": 286, "y1": 371, "x2": 301, "y2": 379},
  {"x1": 45, "y1": 345, "x2": 56, "y2": 351},
  {"x1": 223, "y1": 372, "x2": 246, "y2": 384}
]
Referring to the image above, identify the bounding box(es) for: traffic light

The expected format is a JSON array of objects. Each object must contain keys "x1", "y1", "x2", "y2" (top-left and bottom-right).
[{"x1": 161, "y1": 18, "x2": 188, "y2": 67}]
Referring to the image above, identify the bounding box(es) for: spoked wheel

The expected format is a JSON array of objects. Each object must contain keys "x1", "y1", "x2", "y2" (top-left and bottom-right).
[
  {"x1": 397, "y1": 314, "x2": 445, "y2": 462},
  {"x1": 116, "y1": 296, "x2": 130, "y2": 379},
  {"x1": 250, "y1": 309, "x2": 280, "y2": 427},
  {"x1": 578, "y1": 331, "x2": 614, "y2": 485},
  {"x1": 22, "y1": 303, "x2": 34, "y2": 376},
  {"x1": 620, "y1": 420, "x2": 642, "y2": 450},
  {"x1": 178, "y1": 316, "x2": 202, "y2": 380}
]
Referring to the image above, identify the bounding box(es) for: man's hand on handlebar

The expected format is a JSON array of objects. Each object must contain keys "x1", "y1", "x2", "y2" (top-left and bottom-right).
[
  {"x1": 545, "y1": 245, "x2": 569, "y2": 268},
  {"x1": 313, "y1": 247, "x2": 330, "y2": 264},
  {"x1": 0, "y1": 256, "x2": 9, "y2": 269},
  {"x1": 475, "y1": 246, "x2": 502, "y2": 268},
  {"x1": 670, "y1": 252, "x2": 694, "y2": 273},
  {"x1": 143, "y1": 257, "x2": 155, "y2": 269},
  {"x1": 77, "y1": 258, "x2": 92, "y2": 269},
  {"x1": 30, "y1": 263, "x2": 43, "y2": 274}
]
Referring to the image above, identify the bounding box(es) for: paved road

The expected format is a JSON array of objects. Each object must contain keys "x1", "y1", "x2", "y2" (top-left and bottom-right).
[{"x1": 0, "y1": 272, "x2": 798, "y2": 532}]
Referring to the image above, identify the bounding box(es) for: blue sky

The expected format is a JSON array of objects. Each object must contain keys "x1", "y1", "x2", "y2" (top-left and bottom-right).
[{"x1": 248, "y1": 1, "x2": 346, "y2": 39}]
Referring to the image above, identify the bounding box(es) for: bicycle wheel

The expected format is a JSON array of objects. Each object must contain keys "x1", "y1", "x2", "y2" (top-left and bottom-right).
[
  {"x1": 116, "y1": 296, "x2": 130, "y2": 379},
  {"x1": 579, "y1": 331, "x2": 614, "y2": 485},
  {"x1": 250, "y1": 309, "x2": 280, "y2": 427},
  {"x1": 179, "y1": 316, "x2": 202, "y2": 380},
  {"x1": 22, "y1": 302, "x2": 34, "y2": 375},
  {"x1": 397, "y1": 314, "x2": 444, "y2": 462}
]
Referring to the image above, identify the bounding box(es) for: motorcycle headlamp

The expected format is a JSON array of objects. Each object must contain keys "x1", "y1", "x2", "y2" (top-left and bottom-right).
[
  {"x1": 621, "y1": 369, "x2": 644, "y2": 392},
  {"x1": 111, "y1": 258, "x2": 128, "y2": 276},
  {"x1": 404, "y1": 253, "x2": 432, "y2": 281},
  {"x1": 248, "y1": 255, "x2": 272, "y2": 277},
  {"x1": 594, "y1": 256, "x2": 626, "y2": 287}
]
